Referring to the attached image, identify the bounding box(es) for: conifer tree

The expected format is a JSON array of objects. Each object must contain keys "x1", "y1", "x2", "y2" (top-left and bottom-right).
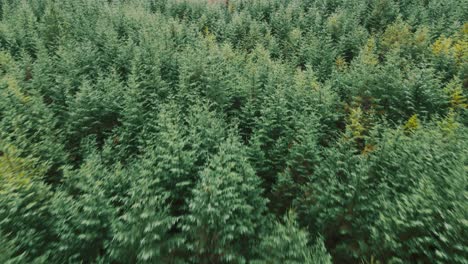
[
  {"x1": 254, "y1": 211, "x2": 332, "y2": 264},
  {"x1": 109, "y1": 180, "x2": 177, "y2": 263},
  {"x1": 183, "y1": 135, "x2": 267, "y2": 263},
  {"x1": 369, "y1": 125, "x2": 468, "y2": 263},
  {"x1": 0, "y1": 144, "x2": 54, "y2": 261},
  {"x1": 0, "y1": 66, "x2": 66, "y2": 183},
  {"x1": 49, "y1": 152, "x2": 124, "y2": 263},
  {"x1": 134, "y1": 104, "x2": 197, "y2": 214},
  {"x1": 0, "y1": 0, "x2": 467, "y2": 263},
  {"x1": 271, "y1": 114, "x2": 322, "y2": 215}
]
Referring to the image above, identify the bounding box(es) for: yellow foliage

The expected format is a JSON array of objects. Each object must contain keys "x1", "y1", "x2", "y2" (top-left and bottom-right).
[
  {"x1": 365, "y1": 37, "x2": 377, "y2": 54},
  {"x1": 228, "y1": 2, "x2": 235, "y2": 13},
  {"x1": 381, "y1": 20, "x2": 412, "y2": 52},
  {"x1": 0, "y1": 53, "x2": 30, "y2": 104},
  {"x1": 0, "y1": 145, "x2": 44, "y2": 192},
  {"x1": 450, "y1": 89, "x2": 467, "y2": 109},
  {"x1": 310, "y1": 80, "x2": 321, "y2": 92},
  {"x1": 327, "y1": 11, "x2": 343, "y2": 36},
  {"x1": 367, "y1": 256, "x2": 382, "y2": 264},
  {"x1": 453, "y1": 40, "x2": 467, "y2": 64},
  {"x1": 444, "y1": 78, "x2": 467, "y2": 109},
  {"x1": 454, "y1": 24, "x2": 468, "y2": 65},
  {"x1": 414, "y1": 27, "x2": 430, "y2": 48},
  {"x1": 462, "y1": 23, "x2": 468, "y2": 36},
  {"x1": 346, "y1": 107, "x2": 365, "y2": 139},
  {"x1": 360, "y1": 37, "x2": 379, "y2": 66},
  {"x1": 438, "y1": 110, "x2": 460, "y2": 135},
  {"x1": 203, "y1": 25, "x2": 209, "y2": 36},
  {"x1": 327, "y1": 12, "x2": 340, "y2": 28},
  {"x1": 431, "y1": 24, "x2": 468, "y2": 65},
  {"x1": 288, "y1": 28, "x2": 302, "y2": 44},
  {"x1": 1, "y1": 75, "x2": 30, "y2": 103},
  {"x1": 335, "y1": 56, "x2": 347, "y2": 70},
  {"x1": 362, "y1": 144, "x2": 376, "y2": 156},
  {"x1": 431, "y1": 36, "x2": 454, "y2": 57},
  {"x1": 404, "y1": 114, "x2": 420, "y2": 132},
  {"x1": 202, "y1": 26, "x2": 218, "y2": 48},
  {"x1": 380, "y1": 22, "x2": 432, "y2": 57}
]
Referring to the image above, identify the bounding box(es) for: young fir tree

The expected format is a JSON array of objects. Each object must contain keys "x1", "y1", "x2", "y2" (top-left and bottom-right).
[
  {"x1": 49, "y1": 151, "x2": 124, "y2": 263},
  {"x1": 116, "y1": 53, "x2": 169, "y2": 159},
  {"x1": 0, "y1": 56, "x2": 66, "y2": 183},
  {"x1": 295, "y1": 139, "x2": 373, "y2": 263},
  {"x1": 108, "y1": 177, "x2": 177, "y2": 263},
  {"x1": 253, "y1": 211, "x2": 332, "y2": 264},
  {"x1": 185, "y1": 101, "x2": 228, "y2": 170},
  {"x1": 271, "y1": 114, "x2": 322, "y2": 216},
  {"x1": 183, "y1": 134, "x2": 267, "y2": 263},
  {"x1": 65, "y1": 74, "x2": 123, "y2": 157},
  {"x1": 0, "y1": 144, "x2": 54, "y2": 262},
  {"x1": 247, "y1": 86, "x2": 302, "y2": 194},
  {"x1": 368, "y1": 124, "x2": 468, "y2": 264},
  {"x1": 108, "y1": 104, "x2": 199, "y2": 262},
  {"x1": 130, "y1": 103, "x2": 196, "y2": 215}
]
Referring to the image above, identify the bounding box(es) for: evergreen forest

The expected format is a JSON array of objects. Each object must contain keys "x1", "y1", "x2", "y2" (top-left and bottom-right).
[{"x1": 0, "y1": 0, "x2": 467, "y2": 263}]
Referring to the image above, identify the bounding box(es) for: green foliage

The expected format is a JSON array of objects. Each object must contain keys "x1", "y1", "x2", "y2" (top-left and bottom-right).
[
  {"x1": 183, "y1": 135, "x2": 267, "y2": 263},
  {"x1": 270, "y1": 113, "x2": 322, "y2": 215},
  {"x1": 254, "y1": 211, "x2": 332, "y2": 264},
  {"x1": 0, "y1": 0, "x2": 466, "y2": 263},
  {"x1": 369, "y1": 127, "x2": 468, "y2": 264},
  {"x1": 0, "y1": 151, "x2": 54, "y2": 261},
  {"x1": 109, "y1": 183, "x2": 176, "y2": 263},
  {"x1": 48, "y1": 152, "x2": 125, "y2": 263},
  {"x1": 296, "y1": 124, "x2": 468, "y2": 263}
]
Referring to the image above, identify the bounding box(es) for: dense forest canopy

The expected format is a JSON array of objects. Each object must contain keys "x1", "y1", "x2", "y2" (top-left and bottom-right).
[{"x1": 0, "y1": 0, "x2": 467, "y2": 263}]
